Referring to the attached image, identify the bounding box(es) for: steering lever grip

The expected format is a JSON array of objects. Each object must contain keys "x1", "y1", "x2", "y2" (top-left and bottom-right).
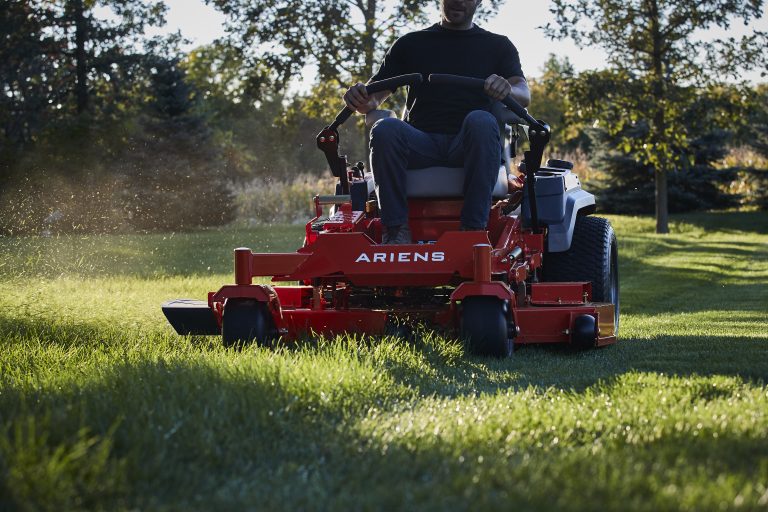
[
  {"x1": 427, "y1": 74, "x2": 544, "y2": 130},
  {"x1": 330, "y1": 73, "x2": 423, "y2": 131}
]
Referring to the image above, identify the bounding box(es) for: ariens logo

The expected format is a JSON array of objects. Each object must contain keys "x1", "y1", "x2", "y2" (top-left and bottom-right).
[{"x1": 355, "y1": 252, "x2": 446, "y2": 263}]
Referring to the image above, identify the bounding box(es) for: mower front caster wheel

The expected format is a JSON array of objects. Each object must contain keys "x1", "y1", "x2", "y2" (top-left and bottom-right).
[
  {"x1": 221, "y1": 299, "x2": 275, "y2": 348},
  {"x1": 461, "y1": 296, "x2": 512, "y2": 358}
]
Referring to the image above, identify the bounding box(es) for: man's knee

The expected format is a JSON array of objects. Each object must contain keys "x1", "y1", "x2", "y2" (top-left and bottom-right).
[
  {"x1": 463, "y1": 110, "x2": 499, "y2": 136},
  {"x1": 370, "y1": 117, "x2": 407, "y2": 149}
]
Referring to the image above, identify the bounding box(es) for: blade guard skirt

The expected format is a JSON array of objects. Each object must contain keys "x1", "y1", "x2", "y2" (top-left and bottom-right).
[{"x1": 162, "y1": 299, "x2": 220, "y2": 335}]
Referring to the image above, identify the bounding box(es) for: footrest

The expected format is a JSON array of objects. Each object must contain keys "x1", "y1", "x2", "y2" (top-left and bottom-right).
[{"x1": 162, "y1": 299, "x2": 220, "y2": 335}]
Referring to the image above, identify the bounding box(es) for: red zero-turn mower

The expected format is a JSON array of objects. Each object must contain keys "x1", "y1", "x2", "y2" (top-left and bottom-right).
[{"x1": 162, "y1": 73, "x2": 619, "y2": 357}]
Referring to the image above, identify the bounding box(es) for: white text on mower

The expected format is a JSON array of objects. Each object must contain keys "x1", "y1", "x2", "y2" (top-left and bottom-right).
[{"x1": 355, "y1": 252, "x2": 446, "y2": 263}]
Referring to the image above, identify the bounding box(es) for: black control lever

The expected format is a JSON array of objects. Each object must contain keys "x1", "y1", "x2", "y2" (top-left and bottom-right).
[
  {"x1": 328, "y1": 73, "x2": 423, "y2": 131},
  {"x1": 317, "y1": 73, "x2": 422, "y2": 194}
]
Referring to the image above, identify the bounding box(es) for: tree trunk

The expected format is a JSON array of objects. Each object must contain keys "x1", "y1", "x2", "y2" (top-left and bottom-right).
[
  {"x1": 73, "y1": 0, "x2": 88, "y2": 114},
  {"x1": 363, "y1": 0, "x2": 376, "y2": 78},
  {"x1": 649, "y1": 0, "x2": 669, "y2": 234},
  {"x1": 362, "y1": 0, "x2": 377, "y2": 146},
  {"x1": 655, "y1": 168, "x2": 669, "y2": 233}
]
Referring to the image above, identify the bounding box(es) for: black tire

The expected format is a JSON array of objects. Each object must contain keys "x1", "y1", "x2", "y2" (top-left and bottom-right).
[
  {"x1": 221, "y1": 299, "x2": 274, "y2": 348},
  {"x1": 544, "y1": 216, "x2": 620, "y2": 333},
  {"x1": 461, "y1": 296, "x2": 512, "y2": 358}
]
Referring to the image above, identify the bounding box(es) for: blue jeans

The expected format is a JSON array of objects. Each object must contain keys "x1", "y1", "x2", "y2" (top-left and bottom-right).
[{"x1": 369, "y1": 110, "x2": 501, "y2": 229}]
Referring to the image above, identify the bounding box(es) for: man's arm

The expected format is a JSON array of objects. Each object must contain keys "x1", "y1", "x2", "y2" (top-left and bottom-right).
[
  {"x1": 343, "y1": 83, "x2": 392, "y2": 114},
  {"x1": 507, "y1": 76, "x2": 531, "y2": 108},
  {"x1": 484, "y1": 74, "x2": 531, "y2": 108}
]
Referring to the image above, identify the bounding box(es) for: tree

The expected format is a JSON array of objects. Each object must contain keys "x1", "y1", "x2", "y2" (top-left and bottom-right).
[
  {"x1": 547, "y1": 0, "x2": 767, "y2": 233},
  {"x1": 182, "y1": 43, "x2": 346, "y2": 180},
  {"x1": 58, "y1": 0, "x2": 168, "y2": 114},
  {"x1": 205, "y1": 0, "x2": 511, "y2": 164},
  {"x1": 748, "y1": 84, "x2": 768, "y2": 157},
  {"x1": 589, "y1": 124, "x2": 739, "y2": 215},
  {"x1": 0, "y1": 0, "x2": 167, "y2": 143},
  {"x1": 527, "y1": 54, "x2": 589, "y2": 154},
  {"x1": 117, "y1": 57, "x2": 235, "y2": 231},
  {"x1": 0, "y1": 2, "x2": 66, "y2": 148},
  {"x1": 207, "y1": 0, "x2": 505, "y2": 91},
  {"x1": 0, "y1": 0, "x2": 172, "y2": 224}
]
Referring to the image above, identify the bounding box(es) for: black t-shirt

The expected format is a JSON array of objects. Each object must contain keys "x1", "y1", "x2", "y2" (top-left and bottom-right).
[{"x1": 370, "y1": 23, "x2": 524, "y2": 134}]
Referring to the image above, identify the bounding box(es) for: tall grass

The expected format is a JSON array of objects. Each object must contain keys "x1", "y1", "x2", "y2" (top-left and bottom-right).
[{"x1": 233, "y1": 174, "x2": 336, "y2": 225}]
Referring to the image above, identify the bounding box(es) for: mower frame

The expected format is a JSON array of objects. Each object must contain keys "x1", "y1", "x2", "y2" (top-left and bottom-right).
[{"x1": 162, "y1": 73, "x2": 619, "y2": 355}]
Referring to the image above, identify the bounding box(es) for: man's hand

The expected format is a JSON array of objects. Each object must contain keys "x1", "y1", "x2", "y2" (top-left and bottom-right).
[
  {"x1": 484, "y1": 74, "x2": 512, "y2": 101},
  {"x1": 343, "y1": 82, "x2": 378, "y2": 114},
  {"x1": 485, "y1": 75, "x2": 531, "y2": 107}
]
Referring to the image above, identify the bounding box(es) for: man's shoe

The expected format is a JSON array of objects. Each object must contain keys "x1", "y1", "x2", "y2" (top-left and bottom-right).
[{"x1": 382, "y1": 225, "x2": 412, "y2": 245}]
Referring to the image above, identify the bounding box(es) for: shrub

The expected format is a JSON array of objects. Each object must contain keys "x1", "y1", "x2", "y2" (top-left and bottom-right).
[
  {"x1": 233, "y1": 174, "x2": 336, "y2": 225},
  {"x1": 589, "y1": 128, "x2": 740, "y2": 214}
]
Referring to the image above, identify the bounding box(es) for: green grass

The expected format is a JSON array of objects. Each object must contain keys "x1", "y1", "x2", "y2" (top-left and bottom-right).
[{"x1": 1, "y1": 212, "x2": 767, "y2": 511}]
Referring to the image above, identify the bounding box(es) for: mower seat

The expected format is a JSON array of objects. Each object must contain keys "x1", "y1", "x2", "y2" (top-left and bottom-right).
[
  {"x1": 406, "y1": 165, "x2": 509, "y2": 198},
  {"x1": 365, "y1": 105, "x2": 516, "y2": 200}
]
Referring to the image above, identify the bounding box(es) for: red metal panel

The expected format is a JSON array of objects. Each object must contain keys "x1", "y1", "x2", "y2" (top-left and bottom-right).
[
  {"x1": 514, "y1": 306, "x2": 573, "y2": 344},
  {"x1": 493, "y1": 216, "x2": 522, "y2": 254},
  {"x1": 523, "y1": 233, "x2": 545, "y2": 254},
  {"x1": 210, "y1": 284, "x2": 276, "y2": 304},
  {"x1": 278, "y1": 309, "x2": 388, "y2": 338},
  {"x1": 274, "y1": 286, "x2": 313, "y2": 308},
  {"x1": 251, "y1": 253, "x2": 311, "y2": 277},
  {"x1": 451, "y1": 281, "x2": 514, "y2": 302},
  {"x1": 514, "y1": 304, "x2": 617, "y2": 346},
  {"x1": 530, "y1": 282, "x2": 591, "y2": 305},
  {"x1": 323, "y1": 203, "x2": 364, "y2": 231},
  {"x1": 410, "y1": 220, "x2": 461, "y2": 242},
  {"x1": 511, "y1": 262, "x2": 529, "y2": 283},
  {"x1": 280, "y1": 230, "x2": 491, "y2": 285},
  {"x1": 408, "y1": 199, "x2": 464, "y2": 219}
]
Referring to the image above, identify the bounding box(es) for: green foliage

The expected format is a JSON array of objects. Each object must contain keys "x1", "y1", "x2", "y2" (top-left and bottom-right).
[
  {"x1": 1, "y1": 213, "x2": 768, "y2": 509},
  {"x1": 0, "y1": 53, "x2": 237, "y2": 235},
  {"x1": 746, "y1": 84, "x2": 768, "y2": 157},
  {"x1": 0, "y1": 1, "x2": 65, "y2": 148},
  {"x1": 0, "y1": 0, "x2": 168, "y2": 148},
  {"x1": 581, "y1": 80, "x2": 766, "y2": 214},
  {"x1": 547, "y1": 0, "x2": 766, "y2": 79},
  {"x1": 207, "y1": 0, "x2": 505, "y2": 89},
  {"x1": 590, "y1": 127, "x2": 740, "y2": 214},
  {"x1": 528, "y1": 54, "x2": 589, "y2": 153},
  {"x1": 547, "y1": 0, "x2": 768, "y2": 232}
]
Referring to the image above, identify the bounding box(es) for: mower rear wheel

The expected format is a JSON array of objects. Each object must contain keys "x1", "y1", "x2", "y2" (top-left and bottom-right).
[
  {"x1": 544, "y1": 216, "x2": 620, "y2": 334},
  {"x1": 221, "y1": 299, "x2": 274, "y2": 348},
  {"x1": 461, "y1": 296, "x2": 512, "y2": 358}
]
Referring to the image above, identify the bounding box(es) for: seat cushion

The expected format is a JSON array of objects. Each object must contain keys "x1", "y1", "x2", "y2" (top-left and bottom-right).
[{"x1": 406, "y1": 165, "x2": 509, "y2": 198}]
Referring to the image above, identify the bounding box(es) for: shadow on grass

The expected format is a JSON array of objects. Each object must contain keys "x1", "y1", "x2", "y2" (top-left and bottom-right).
[
  {"x1": 0, "y1": 355, "x2": 355, "y2": 510},
  {"x1": 2, "y1": 343, "x2": 767, "y2": 511},
  {"x1": 379, "y1": 333, "x2": 768, "y2": 397},
  {"x1": 671, "y1": 211, "x2": 768, "y2": 235},
  {"x1": 618, "y1": 240, "x2": 767, "y2": 316}
]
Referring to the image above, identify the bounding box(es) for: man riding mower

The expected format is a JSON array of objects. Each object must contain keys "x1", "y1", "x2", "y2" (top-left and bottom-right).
[{"x1": 162, "y1": 73, "x2": 620, "y2": 358}]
